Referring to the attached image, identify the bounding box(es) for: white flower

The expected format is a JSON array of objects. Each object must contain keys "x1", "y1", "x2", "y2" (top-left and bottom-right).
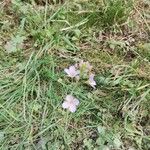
[
  {"x1": 64, "y1": 65, "x2": 79, "y2": 78},
  {"x1": 88, "y1": 74, "x2": 96, "y2": 88},
  {"x1": 62, "y1": 95, "x2": 79, "y2": 113}
]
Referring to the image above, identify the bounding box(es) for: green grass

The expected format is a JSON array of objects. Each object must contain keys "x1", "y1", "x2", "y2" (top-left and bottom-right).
[{"x1": 0, "y1": 0, "x2": 150, "y2": 149}]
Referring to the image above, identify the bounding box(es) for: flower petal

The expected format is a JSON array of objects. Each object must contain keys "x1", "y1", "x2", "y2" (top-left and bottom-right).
[
  {"x1": 74, "y1": 63, "x2": 78, "y2": 68},
  {"x1": 89, "y1": 74, "x2": 95, "y2": 79},
  {"x1": 73, "y1": 98, "x2": 79, "y2": 106},
  {"x1": 88, "y1": 74, "x2": 96, "y2": 88},
  {"x1": 70, "y1": 66, "x2": 79, "y2": 76},
  {"x1": 90, "y1": 83, "x2": 96, "y2": 88},
  {"x1": 64, "y1": 66, "x2": 79, "y2": 78},
  {"x1": 62, "y1": 101, "x2": 69, "y2": 109},
  {"x1": 87, "y1": 62, "x2": 92, "y2": 70},
  {"x1": 69, "y1": 105, "x2": 77, "y2": 113},
  {"x1": 90, "y1": 79, "x2": 96, "y2": 85},
  {"x1": 64, "y1": 68, "x2": 70, "y2": 75},
  {"x1": 69, "y1": 66, "x2": 76, "y2": 72},
  {"x1": 65, "y1": 95, "x2": 74, "y2": 102},
  {"x1": 90, "y1": 83, "x2": 96, "y2": 89}
]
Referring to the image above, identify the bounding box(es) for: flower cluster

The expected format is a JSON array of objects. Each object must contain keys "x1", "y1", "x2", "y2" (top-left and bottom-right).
[
  {"x1": 62, "y1": 60, "x2": 96, "y2": 113},
  {"x1": 64, "y1": 60, "x2": 96, "y2": 88}
]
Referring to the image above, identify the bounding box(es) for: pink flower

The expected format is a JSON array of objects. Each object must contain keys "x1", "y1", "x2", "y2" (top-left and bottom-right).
[
  {"x1": 88, "y1": 74, "x2": 96, "y2": 88},
  {"x1": 79, "y1": 60, "x2": 93, "y2": 79},
  {"x1": 79, "y1": 60, "x2": 92, "y2": 71},
  {"x1": 64, "y1": 66, "x2": 79, "y2": 78},
  {"x1": 62, "y1": 95, "x2": 79, "y2": 113}
]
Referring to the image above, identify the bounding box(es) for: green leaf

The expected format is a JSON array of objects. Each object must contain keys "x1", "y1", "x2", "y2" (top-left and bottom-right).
[
  {"x1": 113, "y1": 136, "x2": 122, "y2": 149},
  {"x1": 0, "y1": 132, "x2": 5, "y2": 142},
  {"x1": 4, "y1": 35, "x2": 26, "y2": 53},
  {"x1": 96, "y1": 137, "x2": 105, "y2": 146},
  {"x1": 33, "y1": 103, "x2": 42, "y2": 112},
  {"x1": 97, "y1": 126, "x2": 106, "y2": 135}
]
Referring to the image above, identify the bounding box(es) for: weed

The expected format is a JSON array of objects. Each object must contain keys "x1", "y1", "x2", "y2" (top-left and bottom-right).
[{"x1": 0, "y1": 0, "x2": 150, "y2": 149}]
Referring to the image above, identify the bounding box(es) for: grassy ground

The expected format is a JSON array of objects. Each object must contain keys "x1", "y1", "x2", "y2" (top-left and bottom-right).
[{"x1": 0, "y1": 0, "x2": 150, "y2": 149}]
